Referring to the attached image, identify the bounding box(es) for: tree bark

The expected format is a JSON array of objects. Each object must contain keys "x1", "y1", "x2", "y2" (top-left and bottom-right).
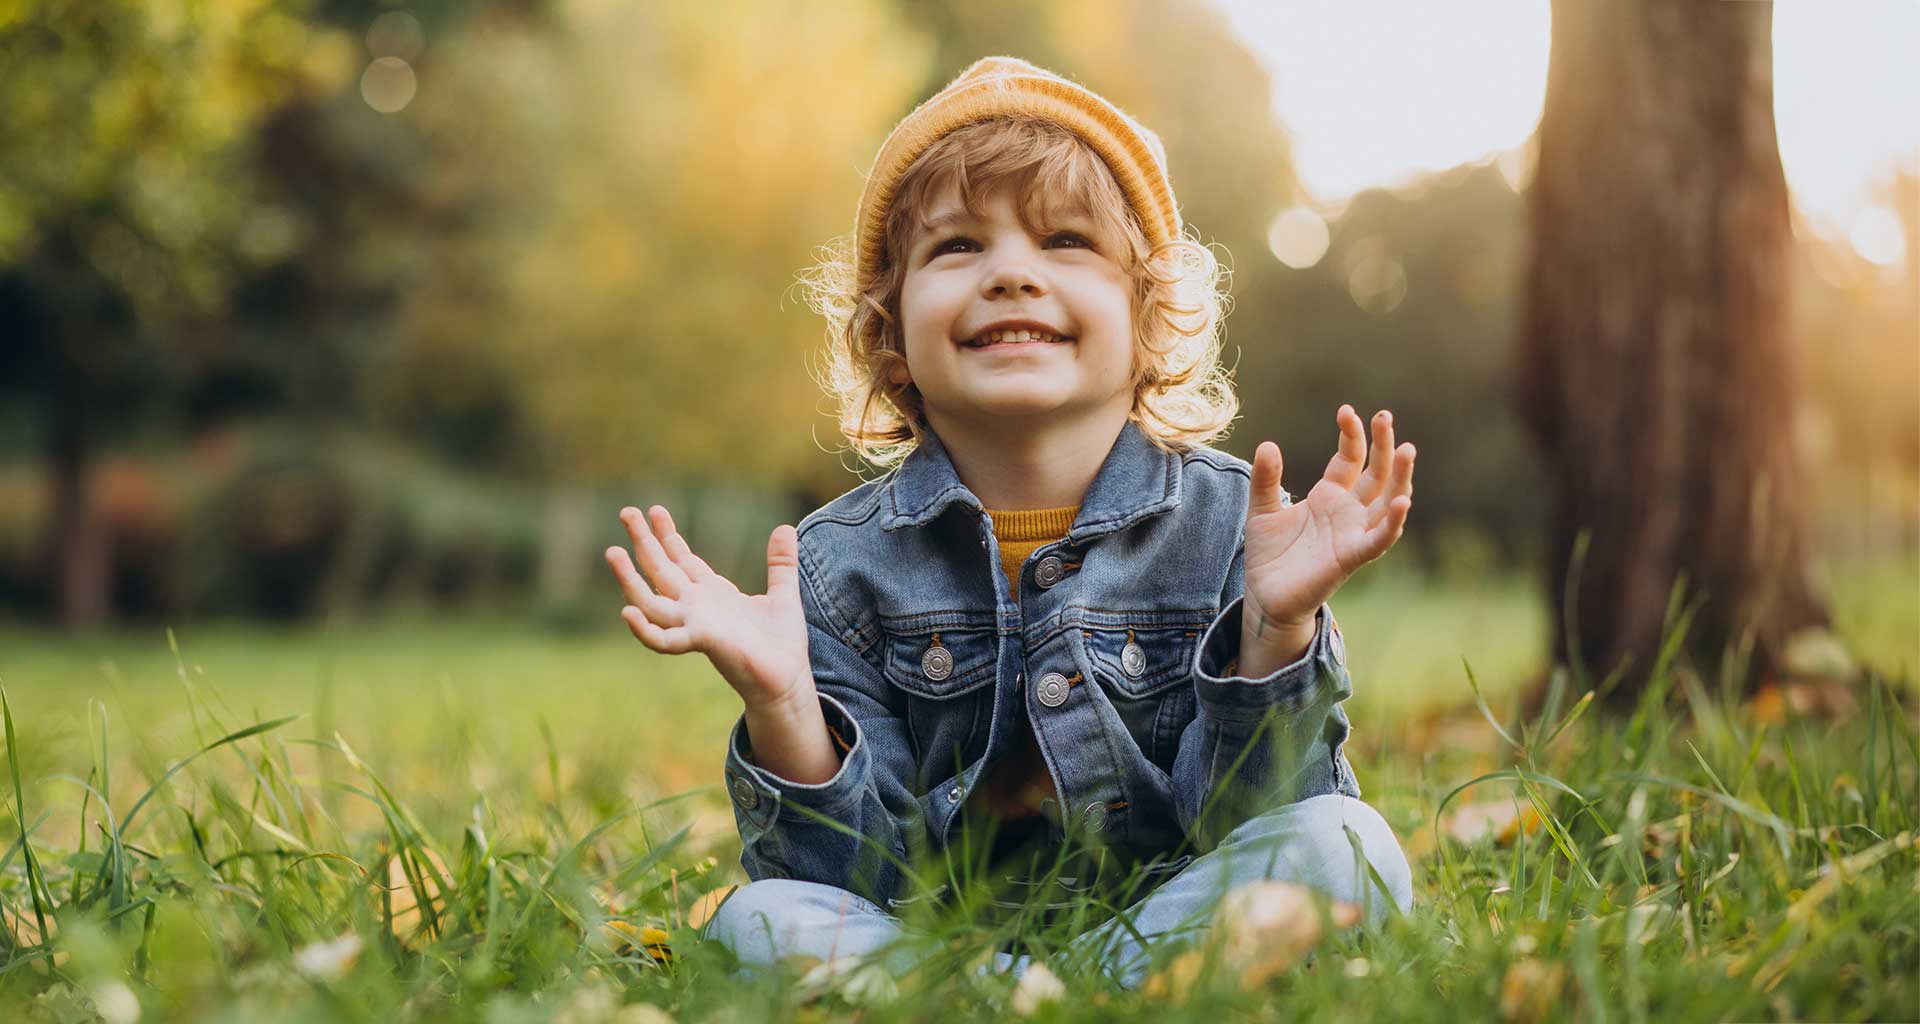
[
  {"x1": 1519, "y1": 0, "x2": 1829, "y2": 704},
  {"x1": 49, "y1": 368, "x2": 110, "y2": 629}
]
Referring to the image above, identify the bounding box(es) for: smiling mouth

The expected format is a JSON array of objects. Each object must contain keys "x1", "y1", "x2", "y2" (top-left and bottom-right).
[{"x1": 961, "y1": 328, "x2": 1075, "y2": 349}]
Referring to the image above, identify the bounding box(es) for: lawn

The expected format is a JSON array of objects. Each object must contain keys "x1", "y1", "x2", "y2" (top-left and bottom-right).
[{"x1": 0, "y1": 566, "x2": 1914, "y2": 1021}]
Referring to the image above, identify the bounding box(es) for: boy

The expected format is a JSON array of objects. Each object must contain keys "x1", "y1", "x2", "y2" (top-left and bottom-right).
[{"x1": 605, "y1": 56, "x2": 1416, "y2": 986}]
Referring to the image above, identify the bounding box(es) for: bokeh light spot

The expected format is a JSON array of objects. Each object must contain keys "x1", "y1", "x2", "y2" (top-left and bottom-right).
[
  {"x1": 361, "y1": 57, "x2": 417, "y2": 114},
  {"x1": 1344, "y1": 237, "x2": 1408, "y2": 315},
  {"x1": 1267, "y1": 207, "x2": 1331, "y2": 269}
]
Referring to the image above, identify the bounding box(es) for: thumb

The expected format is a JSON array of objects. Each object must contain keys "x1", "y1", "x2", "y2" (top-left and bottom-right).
[
  {"x1": 1248, "y1": 441, "x2": 1288, "y2": 516},
  {"x1": 766, "y1": 524, "x2": 800, "y2": 598}
]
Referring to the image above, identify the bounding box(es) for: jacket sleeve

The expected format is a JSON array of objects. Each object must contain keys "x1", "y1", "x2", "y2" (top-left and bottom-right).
[
  {"x1": 720, "y1": 559, "x2": 924, "y2": 907},
  {"x1": 1171, "y1": 541, "x2": 1360, "y2": 849}
]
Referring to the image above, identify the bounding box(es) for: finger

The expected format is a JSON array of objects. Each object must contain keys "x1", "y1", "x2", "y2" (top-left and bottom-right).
[
  {"x1": 649, "y1": 506, "x2": 715, "y2": 582},
  {"x1": 1247, "y1": 442, "x2": 1289, "y2": 516},
  {"x1": 1361, "y1": 495, "x2": 1412, "y2": 558},
  {"x1": 607, "y1": 545, "x2": 684, "y2": 626},
  {"x1": 1321, "y1": 404, "x2": 1367, "y2": 489},
  {"x1": 1365, "y1": 443, "x2": 1417, "y2": 530},
  {"x1": 766, "y1": 524, "x2": 800, "y2": 599},
  {"x1": 604, "y1": 544, "x2": 653, "y2": 606},
  {"x1": 605, "y1": 547, "x2": 685, "y2": 627},
  {"x1": 621, "y1": 506, "x2": 689, "y2": 598},
  {"x1": 621, "y1": 606, "x2": 694, "y2": 654},
  {"x1": 1354, "y1": 410, "x2": 1395, "y2": 506}
]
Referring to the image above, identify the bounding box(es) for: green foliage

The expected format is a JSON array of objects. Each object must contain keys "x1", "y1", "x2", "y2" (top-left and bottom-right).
[
  {"x1": 381, "y1": 0, "x2": 936, "y2": 490},
  {"x1": 0, "y1": 0, "x2": 354, "y2": 404}
]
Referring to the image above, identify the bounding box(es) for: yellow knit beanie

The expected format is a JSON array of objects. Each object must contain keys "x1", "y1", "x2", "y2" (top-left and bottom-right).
[{"x1": 853, "y1": 56, "x2": 1182, "y2": 287}]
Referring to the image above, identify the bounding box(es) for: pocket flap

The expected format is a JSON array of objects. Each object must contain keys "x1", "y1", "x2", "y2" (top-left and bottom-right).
[
  {"x1": 882, "y1": 627, "x2": 998, "y2": 699},
  {"x1": 1076, "y1": 624, "x2": 1199, "y2": 698}
]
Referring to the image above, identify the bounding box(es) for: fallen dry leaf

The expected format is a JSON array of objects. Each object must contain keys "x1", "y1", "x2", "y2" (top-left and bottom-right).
[
  {"x1": 1444, "y1": 799, "x2": 1543, "y2": 846},
  {"x1": 688, "y1": 885, "x2": 738, "y2": 931},
  {"x1": 380, "y1": 847, "x2": 451, "y2": 947},
  {"x1": 1499, "y1": 959, "x2": 1566, "y2": 1023},
  {"x1": 1212, "y1": 880, "x2": 1358, "y2": 989},
  {"x1": 1141, "y1": 949, "x2": 1206, "y2": 1002}
]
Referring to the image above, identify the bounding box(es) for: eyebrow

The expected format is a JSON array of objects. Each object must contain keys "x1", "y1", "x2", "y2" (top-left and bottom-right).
[{"x1": 916, "y1": 204, "x2": 1099, "y2": 239}]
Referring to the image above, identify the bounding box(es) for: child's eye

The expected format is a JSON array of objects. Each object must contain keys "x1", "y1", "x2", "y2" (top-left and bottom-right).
[{"x1": 926, "y1": 232, "x2": 1092, "y2": 259}]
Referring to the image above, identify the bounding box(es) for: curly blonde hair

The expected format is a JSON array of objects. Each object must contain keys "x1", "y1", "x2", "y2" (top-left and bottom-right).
[{"x1": 799, "y1": 116, "x2": 1238, "y2": 470}]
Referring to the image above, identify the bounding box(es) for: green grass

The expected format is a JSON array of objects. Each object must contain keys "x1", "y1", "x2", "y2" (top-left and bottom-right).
[{"x1": 0, "y1": 567, "x2": 1915, "y2": 1021}]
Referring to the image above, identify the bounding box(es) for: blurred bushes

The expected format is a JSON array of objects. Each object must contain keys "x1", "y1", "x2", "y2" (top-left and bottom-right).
[
  {"x1": 0, "y1": 421, "x2": 816, "y2": 625},
  {"x1": 0, "y1": 424, "x2": 545, "y2": 621}
]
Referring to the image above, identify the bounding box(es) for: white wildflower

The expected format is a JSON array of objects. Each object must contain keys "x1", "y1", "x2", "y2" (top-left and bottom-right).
[
  {"x1": 1009, "y1": 961, "x2": 1065, "y2": 1016},
  {"x1": 292, "y1": 933, "x2": 364, "y2": 982}
]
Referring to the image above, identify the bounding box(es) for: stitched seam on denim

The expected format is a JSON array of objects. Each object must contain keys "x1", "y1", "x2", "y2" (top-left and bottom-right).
[
  {"x1": 1181, "y1": 446, "x2": 1251, "y2": 478},
  {"x1": 1029, "y1": 611, "x2": 1214, "y2": 649},
  {"x1": 876, "y1": 609, "x2": 999, "y2": 631},
  {"x1": 797, "y1": 481, "x2": 884, "y2": 533},
  {"x1": 797, "y1": 539, "x2": 870, "y2": 654},
  {"x1": 889, "y1": 482, "x2": 980, "y2": 527},
  {"x1": 1195, "y1": 676, "x2": 1331, "y2": 722}
]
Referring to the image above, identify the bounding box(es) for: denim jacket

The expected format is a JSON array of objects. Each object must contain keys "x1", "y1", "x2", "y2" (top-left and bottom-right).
[{"x1": 722, "y1": 419, "x2": 1360, "y2": 908}]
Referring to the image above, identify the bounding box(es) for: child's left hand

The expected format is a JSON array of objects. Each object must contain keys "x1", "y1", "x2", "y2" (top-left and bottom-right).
[{"x1": 1240, "y1": 405, "x2": 1415, "y2": 663}]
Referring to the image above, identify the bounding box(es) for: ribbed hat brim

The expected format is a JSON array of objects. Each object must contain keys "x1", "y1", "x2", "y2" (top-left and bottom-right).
[{"x1": 853, "y1": 56, "x2": 1181, "y2": 285}]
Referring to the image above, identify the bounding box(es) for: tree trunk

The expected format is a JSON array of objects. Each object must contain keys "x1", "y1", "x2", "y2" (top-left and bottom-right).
[
  {"x1": 1519, "y1": 0, "x2": 1829, "y2": 704},
  {"x1": 49, "y1": 371, "x2": 110, "y2": 629}
]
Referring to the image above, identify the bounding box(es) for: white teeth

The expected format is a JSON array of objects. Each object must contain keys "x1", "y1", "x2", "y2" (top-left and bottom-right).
[{"x1": 970, "y1": 328, "x2": 1064, "y2": 346}]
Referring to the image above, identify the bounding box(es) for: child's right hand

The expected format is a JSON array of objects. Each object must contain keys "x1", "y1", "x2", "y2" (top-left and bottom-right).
[{"x1": 605, "y1": 505, "x2": 813, "y2": 714}]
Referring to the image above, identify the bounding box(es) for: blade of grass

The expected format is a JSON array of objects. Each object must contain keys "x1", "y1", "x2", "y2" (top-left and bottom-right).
[
  {"x1": 1, "y1": 685, "x2": 52, "y2": 951},
  {"x1": 1462, "y1": 657, "x2": 1518, "y2": 750},
  {"x1": 118, "y1": 715, "x2": 302, "y2": 839}
]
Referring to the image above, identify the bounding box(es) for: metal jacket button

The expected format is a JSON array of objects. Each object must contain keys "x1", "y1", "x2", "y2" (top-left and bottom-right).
[
  {"x1": 1036, "y1": 671, "x2": 1070, "y2": 708},
  {"x1": 1034, "y1": 555, "x2": 1065, "y2": 589},
  {"x1": 1082, "y1": 801, "x2": 1108, "y2": 833},
  {"x1": 921, "y1": 643, "x2": 953, "y2": 681},
  {"x1": 948, "y1": 785, "x2": 963, "y2": 802},
  {"x1": 730, "y1": 775, "x2": 759, "y2": 810},
  {"x1": 1121, "y1": 641, "x2": 1147, "y2": 677}
]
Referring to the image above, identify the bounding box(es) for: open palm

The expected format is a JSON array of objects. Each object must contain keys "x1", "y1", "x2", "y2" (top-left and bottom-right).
[
  {"x1": 1242, "y1": 405, "x2": 1416, "y2": 632},
  {"x1": 604, "y1": 505, "x2": 812, "y2": 711}
]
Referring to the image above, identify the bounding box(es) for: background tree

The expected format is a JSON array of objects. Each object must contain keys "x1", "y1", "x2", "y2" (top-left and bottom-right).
[
  {"x1": 0, "y1": 0, "x2": 354, "y2": 626},
  {"x1": 1519, "y1": 0, "x2": 1830, "y2": 702}
]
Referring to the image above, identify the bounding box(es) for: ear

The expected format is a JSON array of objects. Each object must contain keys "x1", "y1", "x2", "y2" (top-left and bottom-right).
[{"x1": 888, "y1": 360, "x2": 913, "y2": 386}]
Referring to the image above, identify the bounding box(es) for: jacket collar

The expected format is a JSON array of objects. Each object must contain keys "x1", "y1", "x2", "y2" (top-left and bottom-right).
[{"x1": 880, "y1": 418, "x2": 1181, "y2": 541}]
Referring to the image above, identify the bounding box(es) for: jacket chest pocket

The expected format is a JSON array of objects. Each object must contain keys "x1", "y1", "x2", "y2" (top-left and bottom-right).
[
  {"x1": 882, "y1": 627, "x2": 998, "y2": 777},
  {"x1": 1075, "y1": 624, "x2": 1202, "y2": 768}
]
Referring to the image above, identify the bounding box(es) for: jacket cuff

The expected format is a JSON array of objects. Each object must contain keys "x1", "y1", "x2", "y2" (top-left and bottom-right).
[
  {"x1": 723, "y1": 691, "x2": 870, "y2": 833},
  {"x1": 1192, "y1": 598, "x2": 1347, "y2": 722}
]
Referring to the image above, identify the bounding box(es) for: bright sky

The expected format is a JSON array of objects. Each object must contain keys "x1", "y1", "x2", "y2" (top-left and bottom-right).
[{"x1": 1215, "y1": 0, "x2": 1920, "y2": 262}]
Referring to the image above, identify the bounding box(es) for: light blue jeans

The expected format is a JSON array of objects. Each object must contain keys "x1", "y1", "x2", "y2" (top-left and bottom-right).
[{"x1": 703, "y1": 794, "x2": 1412, "y2": 988}]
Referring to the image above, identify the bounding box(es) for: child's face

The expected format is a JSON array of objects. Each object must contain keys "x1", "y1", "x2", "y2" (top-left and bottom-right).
[{"x1": 894, "y1": 183, "x2": 1135, "y2": 436}]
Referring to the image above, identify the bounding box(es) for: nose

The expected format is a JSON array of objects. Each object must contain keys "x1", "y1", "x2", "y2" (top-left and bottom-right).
[{"x1": 980, "y1": 249, "x2": 1047, "y2": 299}]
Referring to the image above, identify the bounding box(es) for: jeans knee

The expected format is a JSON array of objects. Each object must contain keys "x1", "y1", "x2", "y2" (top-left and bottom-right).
[
  {"x1": 703, "y1": 878, "x2": 911, "y2": 971},
  {"x1": 1236, "y1": 795, "x2": 1413, "y2": 922},
  {"x1": 703, "y1": 879, "x2": 825, "y2": 945}
]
